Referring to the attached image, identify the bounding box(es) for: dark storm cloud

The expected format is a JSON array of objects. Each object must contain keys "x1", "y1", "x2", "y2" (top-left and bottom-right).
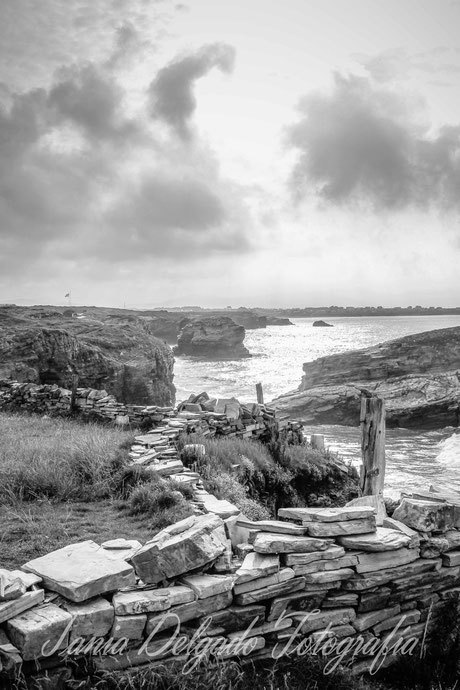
[
  {"x1": 98, "y1": 173, "x2": 249, "y2": 260},
  {"x1": 287, "y1": 73, "x2": 460, "y2": 211},
  {"x1": 0, "y1": 39, "x2": 249, "y2": 278},
  {"x1": 48, "y1": 63, "x2": 138, "y2": 141},
  {"x1": 149, "y1": 43, "x2": 235, "y2": 139}
]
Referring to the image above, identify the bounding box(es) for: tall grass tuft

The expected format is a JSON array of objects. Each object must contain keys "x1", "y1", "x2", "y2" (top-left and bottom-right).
[{"x1": 0, "y1": 412, "x2": 134, "y2": 502}]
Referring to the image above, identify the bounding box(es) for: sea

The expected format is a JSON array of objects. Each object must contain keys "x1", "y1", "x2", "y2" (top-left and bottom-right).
[{"x1": 174, "y1": 315, "x2": 460, "y2": 497}]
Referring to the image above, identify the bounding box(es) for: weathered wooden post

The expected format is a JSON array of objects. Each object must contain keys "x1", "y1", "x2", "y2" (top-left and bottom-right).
[
  {"x1": 360, "y1": 393, "x2": 386, "y2": 496},
  {"x1": 311, "y1": 434, "x2": 325, "y2": 452},
  {"x1": 256, "y1": 382, "x2": 264, "y2": 405},
  {"x1": 70, "y1": 373, "x2": 79, "y2": 413}
]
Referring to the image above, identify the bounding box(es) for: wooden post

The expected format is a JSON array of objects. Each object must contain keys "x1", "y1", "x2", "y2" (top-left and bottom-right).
[
  {"x1": 360, "y1": 394, "x2": 386, "y2": 497},
  {"x1": 70, "y1": 373, "x2": 79, "y2": 413},
  {"x1": 311, "y1": 434, "x2": 325, "y2": 453},
  {"x1": 256, "y1": 382, "x2": 264, "y2": 405}
]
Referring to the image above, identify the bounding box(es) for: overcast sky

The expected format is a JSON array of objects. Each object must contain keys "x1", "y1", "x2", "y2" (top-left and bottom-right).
[{"x1": 1, "y1": 0, "x2": 460, "y2": 308}]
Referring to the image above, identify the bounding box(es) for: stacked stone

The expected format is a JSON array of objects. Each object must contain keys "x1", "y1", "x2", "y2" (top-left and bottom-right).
[
  {"x1": 3, "y1": 498, "x2": 460, "y2": 682},
  {"x1": 0, "y1": 381, "x2": 301, "y2": 442}
]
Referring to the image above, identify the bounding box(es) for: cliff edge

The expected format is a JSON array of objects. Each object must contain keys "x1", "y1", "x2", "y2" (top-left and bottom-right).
[{"x1": 272, "y1": 326, "x2": 460, "y2": 429}]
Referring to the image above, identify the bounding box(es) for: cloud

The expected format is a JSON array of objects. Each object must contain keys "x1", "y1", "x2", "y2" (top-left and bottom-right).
[
  {"x1": 355, "y1": 48, "x2": 460, "y2": 84},
  {"x1": 287, "y1": 73, "x2": 460, "y2": 211},
  {"x1": 149, "y1": 43, "x2": 235, "y2": 139},
  {"x1": 0, "y1": 34, "x2": 249, "y2": 283}
]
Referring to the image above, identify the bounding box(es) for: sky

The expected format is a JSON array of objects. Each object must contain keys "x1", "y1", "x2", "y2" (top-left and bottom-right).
[{"x1": 1, "y1": 0, "x2": 460, "y2": 308}]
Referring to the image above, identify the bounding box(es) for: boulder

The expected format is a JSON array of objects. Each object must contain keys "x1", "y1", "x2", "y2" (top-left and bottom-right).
[
  {"x1": 131, "y1": 515, "x2": 227, "y2": 584},
  {"x1": 313, "y1": 320, "x2": 334, "y2": 327},
  {"x1": 174, "y1": 317, "x2": 250, "y2": 359},
  {"x1": 392, "y1": 498, "x2": 457, "y2": 532},
  {"x1": 111, "y1": 614, "x2": 146, "y2": 640},
  {"x1": 22, "y1": 541, "x2": 135, "y2": 602}
]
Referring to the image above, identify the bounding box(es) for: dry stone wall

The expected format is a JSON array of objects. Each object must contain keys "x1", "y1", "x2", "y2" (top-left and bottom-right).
[{"x1": 2, "y1": 494, "x2": 460, "y2": 683}]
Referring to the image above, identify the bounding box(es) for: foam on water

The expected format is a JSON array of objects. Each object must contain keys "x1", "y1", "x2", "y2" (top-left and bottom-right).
[{"x1": 436, "y1": 431, "x2": 460, "y2": 466}]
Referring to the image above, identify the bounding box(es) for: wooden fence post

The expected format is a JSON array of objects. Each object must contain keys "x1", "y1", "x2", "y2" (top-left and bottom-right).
[
  {"x1": 70, "y1": 373, "x2": 79, "y2": 413},
  {"x1": 256, "y1": 383, "x2": 264, "y2": 405},
  {"x1": 360, "y1": 394, "x2": 386, "y2": 497},
  {"x1": 311, "y1": 434, "x2": 325, "y2": 453}
]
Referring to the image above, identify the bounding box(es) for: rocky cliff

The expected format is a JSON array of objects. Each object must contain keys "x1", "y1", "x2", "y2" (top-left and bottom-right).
[
  {"x1": 0, "y1": 307, "x2": 175, "y2": 405},
  {"x1": 174, "y1": 316, "x2": 250, "y2": 359},
  {"x1": 273, "y1": 326, "x2": 460, "y2": 429}
]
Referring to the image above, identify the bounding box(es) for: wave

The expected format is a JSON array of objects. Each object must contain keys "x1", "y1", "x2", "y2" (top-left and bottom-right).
[{"x1": 436, "y1": 431, "x2": 460, "y2": 466}]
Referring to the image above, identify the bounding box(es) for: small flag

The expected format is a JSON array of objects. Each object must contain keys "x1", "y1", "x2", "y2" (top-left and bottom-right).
[{"x1": 65, "y1": 293, "x2": 70, "y2": 298}]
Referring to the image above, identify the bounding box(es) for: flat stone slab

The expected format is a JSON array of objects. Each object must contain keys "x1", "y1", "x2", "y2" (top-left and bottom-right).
[
  {"x1": 302, "y1": 568, "x2": 355, "y2": 585},
  {"x1": 194, "y1": 604, "x2": 266, "y2": 634},
  {"x1": 392, "y1": 498, "x2": 456, "y2": 532},
  {"x1": 290, "y1": 607, "x2": 356, "y2": 633},
  {"x1": 342, "y1": 559, "x2": 440, "y2": 591},
  {"x1": 279, "y1": 506, "x2": 375, "y2": 523},
  {"x1": 6, "y1": 603, "x2": 72, "y2": 661},
  {"x1": 227, "y1": 617, "x2": 293, "y2": 640},
  {"x1": 180, "y1": 574, "x2": 233, "y2": 599},
  {"x1": 345, "y1": 495, "x2": 387, "y2": 526},
  {"x1": 253, "y1": 533, "x2": 332, "y2": 554},
  {"x1": 323, "y1": 592, "x2": 359, "y2": 608},
  {"x1": 234, "y1": 552, "x2": 279, "y2": 585},
  {"x1": 337, "y1": 527, "x2": 411, "y2": 552},
  {"x1": 101, "y1": 539, "x2": 142, "y2": 562},
  {"x1": 382, "y1": 518, "x2": 421, "y2": 548},
  {"x1": 131, "y1": 514, "x2": 227, "y2": 584},
  {"x1": 354, "y1": 547, "x2": 420, "y2": 573},
  {"x1": 234, "y1": 568, "x2": 294, "y2": 596},
  {"x1": 61, "y1": 597, "x2": 114, "y2": 638},
  {"x1": 233, "y1": 577, "x2": 305, "y2": 606},
  {"x1": 305, "y1": 517, "x2": 376, "y2": 537},
  {"x1": 0, "y1": 570, "x2": 26, "y2": 601},
  {"x1": 291, "y1": 555, "x2": 358, "y2": 576},
  {"x1": 146, "y1": 590, "x2": 233, "y2": 634},
  {"x1": 236, "y1": 518, "x2": 308, "y2": 535},
  {"x1": 283, "y1": 545, "x2": 345, "y2": 566},
  {"x1": 112, "y1": 586, "x2": 195, "y2": 615},
  {"x1": 353, "y1": 605, "x2": 401, "y2": 632},
  {"x1": 111, "y1": 614, "x2": 146, "y2": 640},
  {"x1": 443, "y1": 550, "x2": 460, "y2": 567},
  {"x1": 0, "y1": 590, "x2": 45, "y2": 625},
  {"x1": 373, "y1": 610, "x2": 421, "y2": 635},
  {"x1": 267, "y1": 591, "x2": 325, "y2": 621}
]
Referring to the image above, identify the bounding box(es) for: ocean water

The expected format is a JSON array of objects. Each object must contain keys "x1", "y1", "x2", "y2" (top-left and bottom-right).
[{"x1": 174, "y1": 315, "x2": 460, "y2": 495}]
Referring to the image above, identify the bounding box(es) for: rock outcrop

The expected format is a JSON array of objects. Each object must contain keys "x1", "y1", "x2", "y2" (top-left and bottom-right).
[
  {"x1": 273, "y1": 326, "x2": 460, "y2": 428},
  {"x1": 313, "y1": 320, "x2": 333, "y2": 327},
  {"x1": 0, "y1": 306, "x2": 175, "y2": 405},
  {"x1": 174, "y1": 317, "x2": 250, "y2": 359}
]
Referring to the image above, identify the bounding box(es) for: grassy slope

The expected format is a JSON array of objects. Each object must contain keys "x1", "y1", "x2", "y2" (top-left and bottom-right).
[{"x1": 0, "y1": 412, "x2": 193, "y2": 569}]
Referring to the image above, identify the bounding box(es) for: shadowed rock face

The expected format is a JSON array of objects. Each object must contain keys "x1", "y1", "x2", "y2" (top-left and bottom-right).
[
  {"x1": 174, "y1": 316, "x2": 250, "y2": 359},
  {"x1": 272, "y1": 327, "x2": 460, "y2": 429},
  {"x1": 0, "y1": 307, "x2": 175, "y2": 405}
]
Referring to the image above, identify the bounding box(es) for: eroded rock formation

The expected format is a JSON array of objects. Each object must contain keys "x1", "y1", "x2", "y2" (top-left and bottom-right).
[
  {"x1": 0, "y1": 307, "x2": 175, "y2": 405},
  {"x1": 273, "y1": 326, "x2": 460, "y2": 428},
  {"x1": 174, "y1": 316, "x2": 250, "y2": 358}
]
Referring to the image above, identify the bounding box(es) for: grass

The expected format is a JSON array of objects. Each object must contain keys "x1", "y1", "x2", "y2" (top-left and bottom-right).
[
  {"x1": 178, "y1": 433, "x2": 359, "y2": 518},
  {"x1": 0, "y1": 412, "x2": 195, "y2": 569},
  {"x1": 0, "y1": 413, "x2": 135, "y2": 502}
]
